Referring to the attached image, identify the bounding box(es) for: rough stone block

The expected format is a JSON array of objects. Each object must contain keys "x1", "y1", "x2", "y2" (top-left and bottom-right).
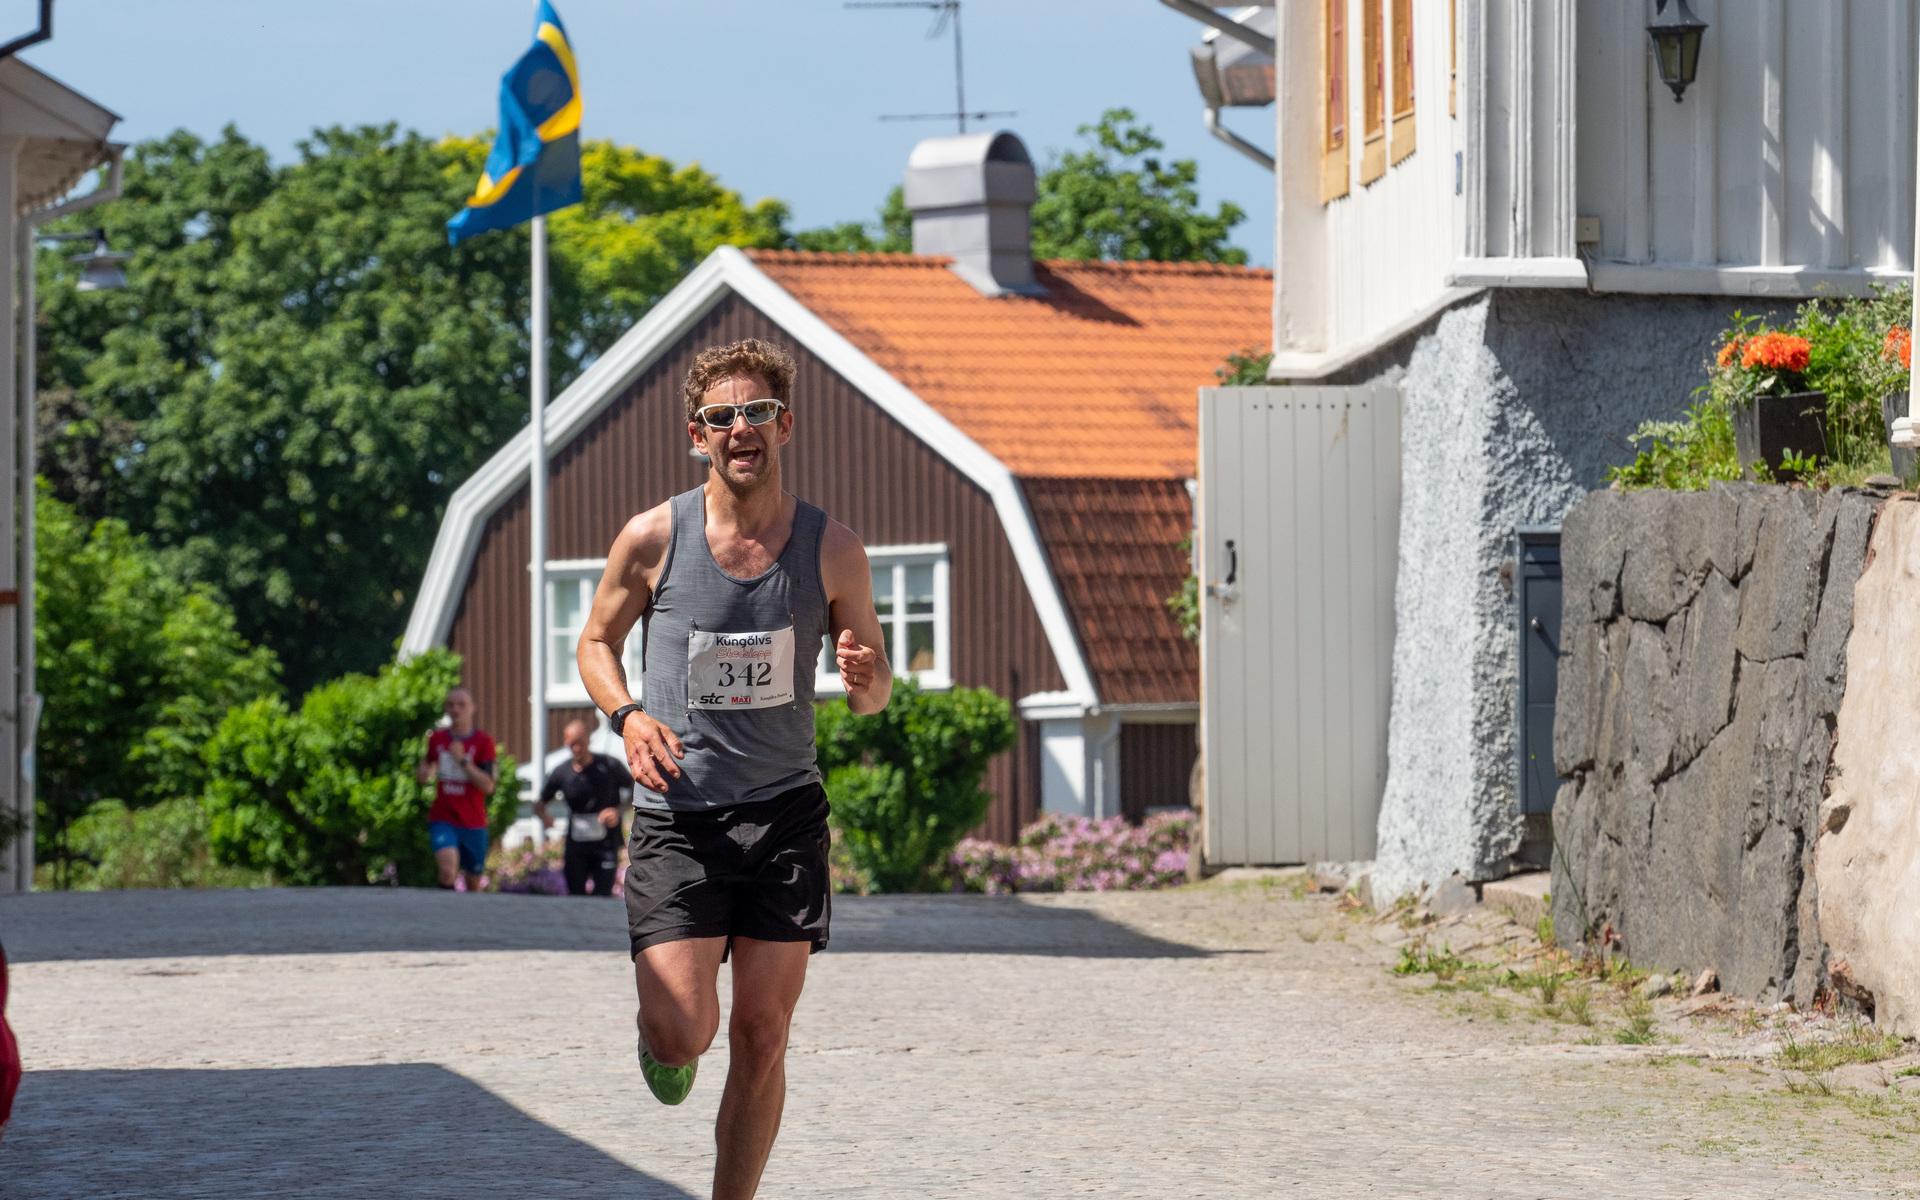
[
  {"x1": 1817, "y1": 498, "x2": 1920, "y2": 1036},
  {"x1": 1552, "y1": 485, "x2": 1881, "y2": 1003},
  {"x1": 1673, "y1": 570, "x2": 1739, "y2": 766},
  {"x1": 1553, "y1": 618, "x2": 1602, "y2": 777},
  {"x1": 1621, "y1": 504, "x2": 1688, "y2": 622},
  {"x1": 1561, "y1": 492, "x2": 1626, "y2": 626},
  {"x1": 1623, "y1": 621, "x2": 1678, "y2": 780},
  {"x1": 1735, "y1": 491, "x2": 1823, "y2": 662},
  {"x1": 1805, "y1": 493, "x2": 1878, "y2": 715}
]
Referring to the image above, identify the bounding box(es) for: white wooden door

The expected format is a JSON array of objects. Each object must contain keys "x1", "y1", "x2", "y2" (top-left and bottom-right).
[{"x1": 1199, "y1": 385, "x2": 1400, "y2": 865}]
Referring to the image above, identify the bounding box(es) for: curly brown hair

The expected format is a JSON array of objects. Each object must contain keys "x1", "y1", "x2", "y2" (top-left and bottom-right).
[{"x1": 682, "y1": 338, "x2": 796, "y2": 421}]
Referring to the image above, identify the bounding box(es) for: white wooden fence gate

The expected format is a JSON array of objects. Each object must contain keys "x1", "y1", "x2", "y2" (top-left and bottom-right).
[{"x1": 1198, "y1": 385, "x2": 1401, "y2": 866}]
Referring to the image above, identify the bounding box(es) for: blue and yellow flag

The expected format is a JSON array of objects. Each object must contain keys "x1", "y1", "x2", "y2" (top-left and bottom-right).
[{"x1": 447, "y1": 1, "x2": 582, "y2": 245}]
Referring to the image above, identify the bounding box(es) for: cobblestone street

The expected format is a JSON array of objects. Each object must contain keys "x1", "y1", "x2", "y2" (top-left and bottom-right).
[{"x1": 2, "y1": 883, "x2": 1915, "y2": 1198}]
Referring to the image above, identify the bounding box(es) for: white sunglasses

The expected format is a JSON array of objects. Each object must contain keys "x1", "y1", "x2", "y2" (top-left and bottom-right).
[{"x1": 694, "y1": 399, "x2": 787, "y2": 429}]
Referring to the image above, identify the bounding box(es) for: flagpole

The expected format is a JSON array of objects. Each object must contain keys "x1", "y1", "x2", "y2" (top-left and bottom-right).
[{"x1": 529, "y1": 213, "x2": 549, "y2": 833}]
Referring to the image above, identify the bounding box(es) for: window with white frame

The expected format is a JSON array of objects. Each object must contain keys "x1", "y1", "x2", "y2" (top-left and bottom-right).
[
  {"x1": 545, "y1": 564, "x2": 641, "y2": 705},
  {"x1": 818, "y1": 546, "x2": 950, "y2": 691}
]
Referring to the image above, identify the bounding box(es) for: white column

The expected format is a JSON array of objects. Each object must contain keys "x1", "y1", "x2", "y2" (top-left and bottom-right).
[
  {"x1": 17, "y1": 203, "x2": 35, "y2": 894},
  {"x1": 0, "y1": 137, "x2": 20, "y2": 892},
  {"x1": 529, "y1": 216, "x2": 549, "y2": 798},
  {"x1": 1898, "y1": 33, "x2": 1920, "y2": 449}
]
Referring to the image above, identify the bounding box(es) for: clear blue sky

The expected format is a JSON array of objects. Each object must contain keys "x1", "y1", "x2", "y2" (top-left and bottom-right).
[{"x1": 24, "y1": 0, "x2": 1276, "y2": 265}]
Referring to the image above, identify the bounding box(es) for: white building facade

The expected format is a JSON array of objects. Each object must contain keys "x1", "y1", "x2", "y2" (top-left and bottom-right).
[
  {"x1": 0, "y1": 56, "x2": 123, "y2": 892},
  {"x1": 1252, "y1": 0, "x2": 1917, "y2": 898}
]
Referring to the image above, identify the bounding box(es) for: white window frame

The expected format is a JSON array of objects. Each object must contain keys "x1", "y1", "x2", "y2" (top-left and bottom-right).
[
  {"x1": 543, "y1": 560, "x2": 640, "y2": 707},
  {"x1": 817, "y1": 543, "x2": 951, "y2": 694}
]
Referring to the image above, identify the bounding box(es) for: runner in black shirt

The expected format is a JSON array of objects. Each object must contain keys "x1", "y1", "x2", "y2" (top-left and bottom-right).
[{"x1": 535, "y1": 719, "x2": 633, "y2": 897}]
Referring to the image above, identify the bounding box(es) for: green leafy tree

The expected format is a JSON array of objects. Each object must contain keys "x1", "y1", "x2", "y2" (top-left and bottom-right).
[
  {"x1": 35, "y1": 485, "x2": 280, "y2": 882},
  {"x1": 794, "y1": 110, "x2": 1245, "y2": 264},
  {"x1": 443, "y1": 134, "x2": 791, "y2": 356},
  {"x1": 790, "y1": 187, "x2": 913, "y2": 254},
  {"x1": 55, "y1": 797, "x2": 271, "y2": 891},
  {"x1": 201, "y1": 648, "x2": 518, "y2": 886},
  {"x1": 37, "y1": 126, "x2": 789, "y2": 693},
  {"x1": 815, "y1": 681, "x2": 1015, "y2": 892},
  {"x1": 1031, "y1": 109, "x2": 1247, "y2": 264}
]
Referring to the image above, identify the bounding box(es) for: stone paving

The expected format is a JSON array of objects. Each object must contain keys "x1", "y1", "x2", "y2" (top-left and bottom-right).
[{"x1": 1, "y1": 882, "x2": 1916, "y2": 1198}]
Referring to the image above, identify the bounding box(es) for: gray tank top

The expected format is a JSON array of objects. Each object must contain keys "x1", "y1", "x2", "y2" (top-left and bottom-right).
[{"x1": 636, "y1": 486, "x2": 829, "y2": 811}]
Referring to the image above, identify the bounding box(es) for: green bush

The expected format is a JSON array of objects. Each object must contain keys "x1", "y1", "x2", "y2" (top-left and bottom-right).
[
  {"x1": 201, "y1": 649, "x2": 518, "y2": 886},
  {"x1": 1612, "y1": 286, "x2": 1910, "y2": 491},
  {"x1": 47, "y1": 797, "x2": 271, "y2": 891},
  {"x1": 35, "y1": 484, "x2": 280, "y2": 882},
  {"x1": 815, "y1": 680, "x2": 1016, "y2": 893}
]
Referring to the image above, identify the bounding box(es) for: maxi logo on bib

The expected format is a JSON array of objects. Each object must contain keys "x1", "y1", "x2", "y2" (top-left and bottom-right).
[{"x1": 686, "y1": 625, "x2": 797, "y2": 710}]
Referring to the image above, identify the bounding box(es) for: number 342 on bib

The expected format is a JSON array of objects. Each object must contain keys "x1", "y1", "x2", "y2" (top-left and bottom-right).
[{"x1": 686, "y1": 626, "x2": 797, "y2": 710}]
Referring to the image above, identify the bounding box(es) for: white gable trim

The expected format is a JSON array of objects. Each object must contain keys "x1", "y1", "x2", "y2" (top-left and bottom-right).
[{"x1": 401, "y1": 245, "x2": 1099, "y2": 708}]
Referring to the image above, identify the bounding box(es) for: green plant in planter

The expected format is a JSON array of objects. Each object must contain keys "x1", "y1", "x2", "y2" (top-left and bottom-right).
[{"x1": 1613, "y1": 286, "x2": 1913, "y2": 491}]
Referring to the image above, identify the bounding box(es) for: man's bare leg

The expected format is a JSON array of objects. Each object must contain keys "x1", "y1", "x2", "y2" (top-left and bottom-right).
[
  {"x1": 433, "y1": 847, "x2": 460, "y2": 889},
  {"x1": 634, "y1": 937, "x2": 728, "y2": 1068},
  {"x1": 713, "y1": 937, "x2": 811, "y2": 1200}
]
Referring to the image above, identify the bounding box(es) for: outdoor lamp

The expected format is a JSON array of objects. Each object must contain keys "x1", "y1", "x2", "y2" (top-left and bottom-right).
[
  {"x1": 69, "y1": 230, "x2": 130, "y2": 291},
  {"x1": 1647, "y1": 0, "x2": 1708, "y2": 103}
]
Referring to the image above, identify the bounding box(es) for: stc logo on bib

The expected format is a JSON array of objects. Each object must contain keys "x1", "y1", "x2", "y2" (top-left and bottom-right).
[{"x1": 698, "y1": 693, "x2": 725, "y2": 705}]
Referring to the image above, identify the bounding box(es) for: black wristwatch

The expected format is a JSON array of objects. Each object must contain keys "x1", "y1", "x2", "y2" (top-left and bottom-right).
[{"x1": 610, "y1": 702, "x2": 644, "y2": 735}]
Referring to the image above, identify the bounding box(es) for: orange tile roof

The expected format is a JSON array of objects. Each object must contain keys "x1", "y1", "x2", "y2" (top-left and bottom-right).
[
  {"x1": 749, "y1": 250, "x2": 1272, "y2": 479},
  {"x1": 1022, "y1": 477, "x2": 1199, "y2": 705}
]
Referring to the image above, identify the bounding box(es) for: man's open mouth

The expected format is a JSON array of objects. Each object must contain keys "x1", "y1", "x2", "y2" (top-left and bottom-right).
[{"x1": 727, "y1": 446, "x2": 762, "y2": 467}]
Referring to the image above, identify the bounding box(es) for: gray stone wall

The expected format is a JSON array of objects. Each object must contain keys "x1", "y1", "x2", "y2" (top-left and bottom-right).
[
  {"x1": 1346, "y1": 289, "x2": 1792, "y2": 901},
  {"x1": 1551, "y1": 485, "x2": 1881, "y2": 1003}
]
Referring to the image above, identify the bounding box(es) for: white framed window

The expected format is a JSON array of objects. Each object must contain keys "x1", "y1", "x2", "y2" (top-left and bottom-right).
[
  {"x1": 818, "y1": 544, "x2": 951, "y2": 693},
  {"x1": 544, "y1": 561, "x2": 640, "y2": 706}
]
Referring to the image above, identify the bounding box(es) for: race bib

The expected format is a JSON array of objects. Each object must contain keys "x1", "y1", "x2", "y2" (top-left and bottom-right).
[
  {"x1": 687, "y1": 625, "x2": 796, "y2": 710},
  {"x1": 568, "y1": 813, "x2": 606, "y2": 842},
  {"x1": 436, "y1": 749, "x2": 467, "y2": 793}
]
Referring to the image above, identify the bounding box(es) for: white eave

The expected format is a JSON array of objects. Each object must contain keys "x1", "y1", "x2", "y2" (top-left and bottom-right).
[
  {"x1": 0, "y1": 57, "x2": 120, "y2": 213},
  {"x1": 401, "y1": 244, "x2": 1101, "y2": 710}
]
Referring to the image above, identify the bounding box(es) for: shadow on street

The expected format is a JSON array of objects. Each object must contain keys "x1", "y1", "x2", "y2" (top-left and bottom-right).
[
  {"x1": 1, "y1": 888, "x2": 1216, "y2": 963},
  {"x1": 1, "y1": 1063, "x2": 695, "y2": 1199}
]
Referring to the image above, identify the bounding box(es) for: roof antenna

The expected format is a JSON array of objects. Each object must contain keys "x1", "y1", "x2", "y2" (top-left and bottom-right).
[{"x1": 845, "y1": 0, "x2": 1015, "y2": 133}]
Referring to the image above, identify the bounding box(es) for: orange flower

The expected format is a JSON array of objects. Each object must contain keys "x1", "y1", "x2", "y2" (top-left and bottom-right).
[
  {"x1": 1716, "y1": 339, "x2": 1741, "y2": 369},
  {"x1": 1884, "y1": 326, "x2": 1912, "y2": 372},
  {"x1": 1739, "y1": 331, "x2": 1811, "y2": 374}
]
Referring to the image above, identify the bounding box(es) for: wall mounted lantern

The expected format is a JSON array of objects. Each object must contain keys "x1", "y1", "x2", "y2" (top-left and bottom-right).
[
  {"x1": 1647, "y1": 0, "x2": 1708, "y2": 102},
  {"x1": 39, "y1": 228, "x2": 130, "y2": 292}
]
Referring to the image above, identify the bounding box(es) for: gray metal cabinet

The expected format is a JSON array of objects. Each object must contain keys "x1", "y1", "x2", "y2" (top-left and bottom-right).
[{"x1": 1516, "y1": 528, "x2": 1562, "y2": 816}]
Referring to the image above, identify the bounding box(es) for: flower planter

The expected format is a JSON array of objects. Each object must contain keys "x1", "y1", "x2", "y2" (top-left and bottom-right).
[
  {"x1": 1883, "y1": 391, "x2": 1916, "y2": 482},
  {"x1": 1733, "y1": 391, "x2": 1827, "y2": 480}
]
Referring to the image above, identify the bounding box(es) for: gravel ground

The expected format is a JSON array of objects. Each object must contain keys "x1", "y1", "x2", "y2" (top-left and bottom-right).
[{"x1": 1, "y1": 881, "x2": 1916, "y2": 1198}]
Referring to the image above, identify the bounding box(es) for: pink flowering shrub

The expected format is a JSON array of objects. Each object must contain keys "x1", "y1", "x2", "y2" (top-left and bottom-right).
[
  {"x1": 950, "y1": 810, "x2": 1193, "y2": 894},
  {"x1": 475, "y1": 837, "x2": 577, "y2": 897}
]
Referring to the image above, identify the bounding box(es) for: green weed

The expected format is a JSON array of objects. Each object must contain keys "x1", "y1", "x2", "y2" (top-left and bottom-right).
[
  {"x1": 1777, "y1": 1024, "x2": 1908, "y2": 1074},
  {"x1": 1616, "y1": 996, "x2": 1659, "y2": 1045}
]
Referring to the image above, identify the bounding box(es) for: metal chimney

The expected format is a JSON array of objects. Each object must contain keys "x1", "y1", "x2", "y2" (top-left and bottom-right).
[{"x1": 902, "y1": 130, "x2": 1041, "y2": 297}]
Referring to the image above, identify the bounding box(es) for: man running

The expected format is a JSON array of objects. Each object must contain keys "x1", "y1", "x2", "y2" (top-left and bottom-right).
[
  {"x1": 416, "y1": 686, "x2": 498, "y2": 890},
  {"x1": 577, "y1": 337, "x2": 891, "y2": 1200},
  {"x1": 535, "y1": 718, "x2": 632, "y2": 897}
]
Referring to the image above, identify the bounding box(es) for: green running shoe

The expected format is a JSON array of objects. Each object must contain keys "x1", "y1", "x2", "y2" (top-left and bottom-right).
[{"x1": 638, "y1": 1038, "x2": 698, "y2": 1106}]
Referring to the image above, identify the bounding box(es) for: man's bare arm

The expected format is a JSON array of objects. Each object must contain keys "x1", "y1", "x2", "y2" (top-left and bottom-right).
[
  {"x1": 577, "y1": 504, "x2": 685, "y2": 791},
  {"x1": 821, "y1": 519, "x2": 892, "y2": 715},
  {"x1": 578, "y1": 504, "x2": 669, "y2": 713}
]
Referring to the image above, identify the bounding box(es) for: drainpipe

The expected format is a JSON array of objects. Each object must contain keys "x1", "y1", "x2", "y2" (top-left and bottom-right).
[
  {"x1": 1165, "y1": 1, "x2": 1277, "y2": 173},
  {"x1": 1204, "y1": 106, "x2": 1275, "y2": 171},
  {"x1": 1157, "y1": 0, "x2": 1274, "y2": 56},
  {"x1": 15, "y1": 143, "x2": 123, "y2": 888}
]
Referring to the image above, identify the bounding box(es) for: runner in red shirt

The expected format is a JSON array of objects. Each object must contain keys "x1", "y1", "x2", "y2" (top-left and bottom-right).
[{"x1": 415, "y1": 686, "x2": 498, "y2": 890}]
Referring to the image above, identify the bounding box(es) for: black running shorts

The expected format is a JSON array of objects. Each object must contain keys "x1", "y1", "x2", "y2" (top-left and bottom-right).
[{"x1": 625, "y1": 782, "x2": 831, "y2": 959}]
